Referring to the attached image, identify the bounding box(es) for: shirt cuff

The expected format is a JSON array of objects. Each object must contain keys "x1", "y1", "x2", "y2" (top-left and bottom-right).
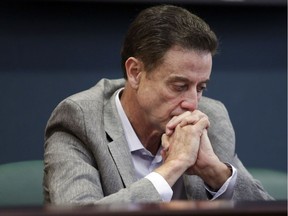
[
  {"x1": 205, "y1": 163, "x2": 237, "y2": 200},
  {"x1": 145, "y1": 172, "x2": 173, "y2": 202}
]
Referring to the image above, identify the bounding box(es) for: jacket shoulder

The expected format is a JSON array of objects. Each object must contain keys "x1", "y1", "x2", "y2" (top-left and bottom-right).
[
  {"x1": 199, "y1": 96, "x2": 227, "y2": 115},
  {"x1": 66, "y1": 78, "x2": 125, "y2": 103}
]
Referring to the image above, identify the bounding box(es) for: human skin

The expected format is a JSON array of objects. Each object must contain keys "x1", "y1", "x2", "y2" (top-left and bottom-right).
[{"x1": 120, "y1": 45, "x2": 231, "y2": 190}]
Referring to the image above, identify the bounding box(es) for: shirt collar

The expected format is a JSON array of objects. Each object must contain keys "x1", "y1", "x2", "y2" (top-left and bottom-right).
[{"x1": 115, "y1": 88, "x2": 144, "y2": 152}]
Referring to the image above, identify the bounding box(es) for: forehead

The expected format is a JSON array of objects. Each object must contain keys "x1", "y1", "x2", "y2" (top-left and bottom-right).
[
  {"x1": 153, "y1": 46, "x2": 212, "y2": 79},
  {"x1": 163, "y1": 46, "x2": 211, "y2": 65}
]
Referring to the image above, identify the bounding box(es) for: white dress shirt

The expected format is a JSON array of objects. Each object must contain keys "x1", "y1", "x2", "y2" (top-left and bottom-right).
[{"x1": 115, "y1": 89, "x2": 237, "y2": 201}]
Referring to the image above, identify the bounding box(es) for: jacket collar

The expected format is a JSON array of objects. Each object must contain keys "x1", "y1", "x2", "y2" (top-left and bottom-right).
[{"x1": 104, "y1": 89, "x2": 137, "y2": 187}]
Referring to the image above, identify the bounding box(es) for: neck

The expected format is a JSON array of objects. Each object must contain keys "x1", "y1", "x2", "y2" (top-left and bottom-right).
[{"x1": 120, "y1": 85, "x2": 162, "y2": 155}]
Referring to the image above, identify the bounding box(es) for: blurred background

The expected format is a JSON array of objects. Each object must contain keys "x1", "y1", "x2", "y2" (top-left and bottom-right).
[{"x1": 0, "y1": 0, "x2": 286, "y2": 174}]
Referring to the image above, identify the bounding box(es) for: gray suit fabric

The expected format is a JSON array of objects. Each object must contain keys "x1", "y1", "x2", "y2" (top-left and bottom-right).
[{"x1": 44, "y1": 78, "x2": 273, "y2": 205}]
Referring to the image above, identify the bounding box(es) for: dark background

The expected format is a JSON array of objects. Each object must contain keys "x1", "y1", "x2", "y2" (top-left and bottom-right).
[{"x1": 0, "y1": 0, "x2": 286, "y2": 172}]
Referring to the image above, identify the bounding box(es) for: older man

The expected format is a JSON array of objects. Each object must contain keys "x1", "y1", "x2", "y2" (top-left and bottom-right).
[{"x1": 44, "y1": 5, "x2": 273, "y2": 204}]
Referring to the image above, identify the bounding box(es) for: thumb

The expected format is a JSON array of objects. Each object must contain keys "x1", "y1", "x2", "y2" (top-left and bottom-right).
[
  {"x1": 200, "y1": 129, "x2": 214, "y2": 152},
  {"x1": 161, "y1": 134, "x2": 170, "y2": 151}
]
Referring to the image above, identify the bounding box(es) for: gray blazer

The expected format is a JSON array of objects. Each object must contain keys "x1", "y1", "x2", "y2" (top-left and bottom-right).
[{"x1": 44, "y1": 78, "x2": 273, "y2": 205}]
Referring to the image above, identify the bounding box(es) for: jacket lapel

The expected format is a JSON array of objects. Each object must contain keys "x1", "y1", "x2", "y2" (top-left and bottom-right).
[
  {"x1": 104, "y1": 90, "x2": 137, "y2": 187},
  {"x1": 183, "y1": 174, "x2": 207, "y2": 200}
]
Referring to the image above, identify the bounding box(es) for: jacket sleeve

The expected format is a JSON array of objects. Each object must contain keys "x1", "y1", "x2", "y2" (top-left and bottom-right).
[
  {"x1": 44, "y1": 99, "x2": 162, "y2": 205},
  {"x1": 201, "y1": 98, "x2": 274, "y2": 200}
]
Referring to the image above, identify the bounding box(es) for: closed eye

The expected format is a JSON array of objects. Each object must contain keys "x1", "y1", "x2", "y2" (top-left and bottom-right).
[
  {"x1": 173, "y1": 84, "x2": 188, "y2": 92},
  {"x1": 197, "y1": 86, "x2": 207, "y2": 93}
]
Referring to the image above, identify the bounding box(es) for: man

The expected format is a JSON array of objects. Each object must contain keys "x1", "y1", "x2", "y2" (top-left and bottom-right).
[{"x1": 44, "y1": 5, "x2": 273, "y2": 204}]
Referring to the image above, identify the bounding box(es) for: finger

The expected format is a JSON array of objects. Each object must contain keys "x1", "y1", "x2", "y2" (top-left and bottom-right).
[
  {"x1": 165, "y1": 115, "x2": 180, "y2": 134},
  {"x1": 160, "y1": 149, "x2": 167, "y2": 161},
  {"x1": 194, "y1": 116, "x2": 210, "y2": 131},
  {"x1": 166, "y1": 111, "x2": 191, "y2": 129},
  {"x1": 161, "y1": 134, "x2": 170, "y2": 151},
  {"x1": 179, "y1": 114, "x2": 205, "y2": 127},
  {"x1": 165, "y1": 127, "x2": 174, "y2": 136},
  {"x1": 202, "y1": 128, "x2": 208, "y2": 136},
  {"x1": 166, "y1": 110, "x2": 207, "y2": 131},
  {"x1": 200, "y1": 129, "x2": 214, "y2": 152},
  {"x1": 166, "y1": 112, "x2": 192, "y2": 135}
]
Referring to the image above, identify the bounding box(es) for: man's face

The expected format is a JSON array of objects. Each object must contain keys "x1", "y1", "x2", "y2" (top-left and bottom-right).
[{"x1": 135, "y1": 46, "x2": 212, "y2": 132}]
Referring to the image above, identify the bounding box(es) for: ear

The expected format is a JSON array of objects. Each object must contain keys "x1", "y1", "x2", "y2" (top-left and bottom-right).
[{"x1": 125, "y1": 57, "x2": 143, "y2": 89}]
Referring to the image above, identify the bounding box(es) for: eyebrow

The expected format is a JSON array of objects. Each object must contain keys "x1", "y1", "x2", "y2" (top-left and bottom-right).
[{"x1": 167, "y1": 75, "x2": 210, "y2": 84}]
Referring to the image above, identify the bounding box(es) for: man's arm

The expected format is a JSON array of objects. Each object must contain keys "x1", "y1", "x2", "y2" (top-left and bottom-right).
[
  {"x1": 44, "y1": 99, "x2": 163, "y2": 205},
  {"x1": 159, "y1": 98, "x2": 274, "y2": 200},
  {"x1": 155, "y1": 114, "x2": 210, "y2": 187},
  {"x1": 199, "y1": 98, "x2": 274, "y2": 200},
  {"x1": 159, "y1": 111, "x2": 232, "y2": 191}
]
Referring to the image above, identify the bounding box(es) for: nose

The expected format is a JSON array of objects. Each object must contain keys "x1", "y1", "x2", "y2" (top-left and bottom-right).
[{"x1": 180, "y1": 90, "x2": 198, "y2": 111}]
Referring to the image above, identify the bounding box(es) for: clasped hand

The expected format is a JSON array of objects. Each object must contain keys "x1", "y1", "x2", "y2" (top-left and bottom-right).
[{"x1": 161, "y1": 110, "x2": 229, "y2": 189}]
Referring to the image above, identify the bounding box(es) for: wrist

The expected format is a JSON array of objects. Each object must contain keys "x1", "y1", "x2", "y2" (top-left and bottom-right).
[
  {"x1": 154, "y1": 160, "x2": 188, "y2": 187},
  {"x1": 201, "y1": 162, "x2": 232, "y2": 191}
]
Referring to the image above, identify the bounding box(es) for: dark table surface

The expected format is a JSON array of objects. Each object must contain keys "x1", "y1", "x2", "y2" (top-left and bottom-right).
[{"x1": 0, "y1": 200, "x2": 286, "y2": 216}]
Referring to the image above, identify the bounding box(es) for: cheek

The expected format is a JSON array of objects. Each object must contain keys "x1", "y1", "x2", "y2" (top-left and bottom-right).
[
  {"x1": 154, "y1": 87, "x2": 179, "y2": 106},
  {"x1": 156, "y1": 93, "x2": 183, "y2": 116},
  {"x1": 142, "y1": 91, "x2": 175, "y2": 116},
  {"x1": 138, "y1": 82, "x2": 182, "y2": 116}
]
